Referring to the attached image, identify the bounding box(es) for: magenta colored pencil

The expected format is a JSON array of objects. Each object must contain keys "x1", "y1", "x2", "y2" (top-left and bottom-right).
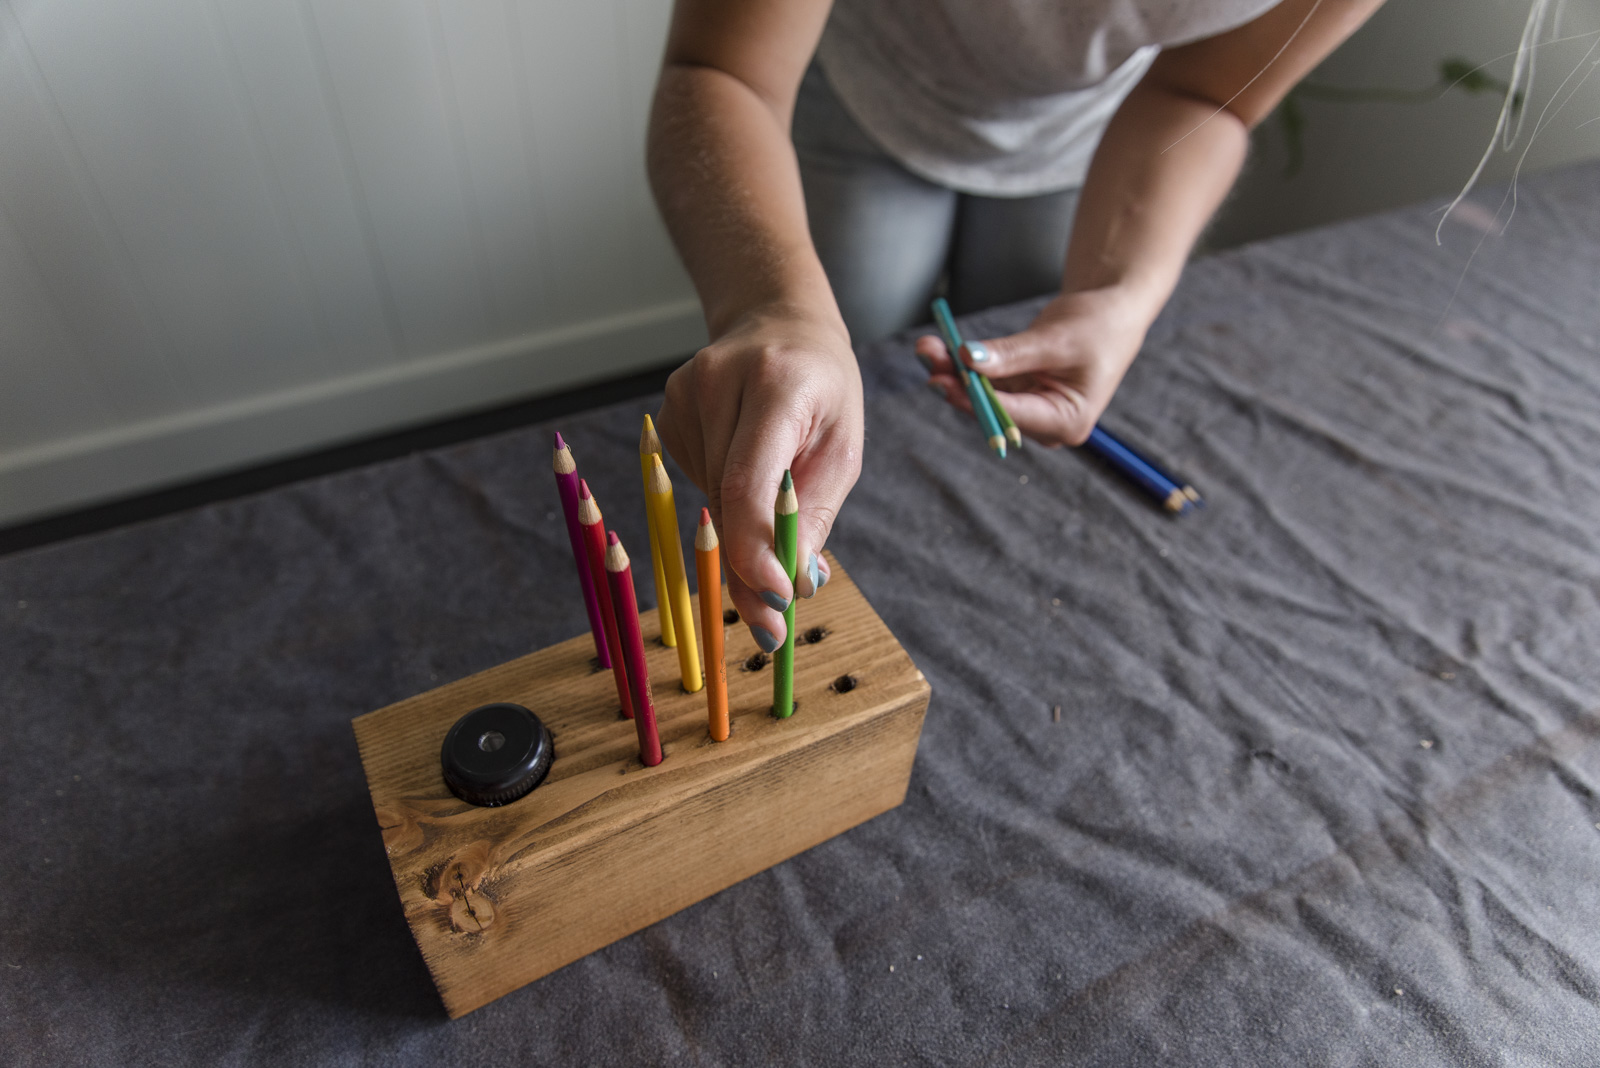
[
  {"x1": 605, "y1": 532, "x2": 662, "y2": 767},
  {"x1": 553, "y1": 432, "x2": 609, "y2": 668}
]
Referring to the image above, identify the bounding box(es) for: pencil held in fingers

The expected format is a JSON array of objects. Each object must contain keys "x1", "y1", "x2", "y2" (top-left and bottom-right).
[
  {"x1": 648, "y1": 454, "x2": 704, "y2": 693},
  {"x1": 553, "y1": 433, "x2": 611, "y2": 666},
  {"x1": 578, "y1": 480, "x2": 634, "y2": 719},
  {"x1": 605, "y1": 532, "x2": 662, "y2": 767},
  {"x1": 773, "y1": 470, "x2": 799, "y2": 719},
  {"x1": 639, "y1": 415, "x2": 677, "y2": 648},
  {"x1": 932, "y1": 299, "x2": 1007, "y2": 458},
  {"x1": 695, "y1": 509, "x2": 729, "y2": 741},
  {"x1": 977, "y1": 369, "x2": 1022, "y2": 450}
]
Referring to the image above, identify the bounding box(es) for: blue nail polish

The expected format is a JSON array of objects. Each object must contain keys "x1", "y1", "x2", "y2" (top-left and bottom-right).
[
  {"x1": 966, "y1": 342, "x2": 990, "y2": 363},
  {"x1": 759, "y1": 590, "x2": 790, "y2": 612},
  {"x1": 750, "y1": 624, "x2": 781, "y2": 654},
  {"x1": 818, "y1": 564, "x2": 830, "y2": 588},
  {"x1": 915, "y1": 352, "x2": 936, "y2": 372},
  {"x1": 805, "y1": 553, "x2": 820, "y2": 598}
]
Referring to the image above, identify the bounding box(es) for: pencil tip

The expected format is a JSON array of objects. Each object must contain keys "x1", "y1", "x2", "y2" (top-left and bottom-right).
[
  {"x1": 554, "y1": 431, "x2": 566, "y2": 449},
  {"x1": 699, "y1": 507, "x2": 711, "y2": 526},
  {"x1": 579, "y1": 478, "x2": 591, "y2": 499},
  {"x1": 780, "y1": 469, "x2": 793, "y2": 491},
  {"x1": 607, "y1": 530, "x2": 619, "y2": 545}
]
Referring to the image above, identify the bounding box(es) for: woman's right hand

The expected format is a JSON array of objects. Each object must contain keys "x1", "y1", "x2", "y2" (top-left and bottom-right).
[{"x1": 656, "y1": 303, "x2": 864, "y2": 652}]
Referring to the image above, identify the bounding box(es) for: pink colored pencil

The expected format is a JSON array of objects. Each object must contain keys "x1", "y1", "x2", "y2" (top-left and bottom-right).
[
  {"x1": 605, "y1": 532, "x2": 662, "y2": 767},
  {"x1": 553, "y1": 432, "x2": 609, "y2": 667},
  {"x1": 579, "y1": 480, "x2": 633, "y2": 719}
]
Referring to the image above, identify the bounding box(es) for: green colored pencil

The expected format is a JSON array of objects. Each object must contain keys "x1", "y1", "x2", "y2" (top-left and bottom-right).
[
  {"x1": 773, "y1": 469, "x2": 798, "y2": 718},
  {"x1": 977, "y1": 371, "x2": 1022, "y2": 450}
]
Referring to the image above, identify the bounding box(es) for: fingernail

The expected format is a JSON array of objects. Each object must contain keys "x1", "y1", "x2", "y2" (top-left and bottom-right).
[
  {"x1": 759, "y1": 590, "x2": 791, "y2": 612},
  {"x1": 817, "y1": 565, "x2": 830, "y2": 588},
  {"x1": 915, "y1": 352, "x2": 936, "y2": 372},
  {"x1": 927, "y1": 380, "x2": 945, "y2": 395},
  {"x1": 804, "y1": 553, "x2": 820, "y2": 598},
  {"x1": 749, "y1": 624, "x2": 781, "y2": 654},
  {"x1": 966, "y1": 342, "x2": 990, "y2": 364}
]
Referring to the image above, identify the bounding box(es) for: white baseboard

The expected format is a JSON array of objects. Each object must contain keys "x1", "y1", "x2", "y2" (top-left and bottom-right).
[{"x1": 0, "y1": 299, "x2": 707, "y2": 527}]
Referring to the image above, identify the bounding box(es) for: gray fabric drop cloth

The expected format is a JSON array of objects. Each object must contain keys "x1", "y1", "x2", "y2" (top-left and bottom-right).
[{"x1": 4, "y1": 163, "x2": 1599, "y2": 1066}]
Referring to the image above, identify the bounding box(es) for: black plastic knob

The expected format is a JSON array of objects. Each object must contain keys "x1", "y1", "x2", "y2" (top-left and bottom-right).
[{"x1": 440, "y1": 702, "x2": 554, "y2": 807}]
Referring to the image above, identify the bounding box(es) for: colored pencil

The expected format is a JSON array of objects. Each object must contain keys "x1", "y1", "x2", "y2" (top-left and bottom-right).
[
  {"x1": 695, "y1": 508, "x2": 729, "y2": 741},
  {"x1": 931, "y1": 298, "x2": 1007, "y2": 458},
  {"x1": 1083, "y1": 425, "x2": 1204, "y2": 515},
  {"x1": 578, "y1": 479, "x2": 634, "y2": 719},
  {"x1": 552, "y1": 432, "x2": 610, "y2": 666},
  {"x1": 978, "y1": 371, "x2": 1023, "y2": 451},
  {"x1": 647, "y1": 454, "x2": 703, "y2": 694},
  {"x1": 639, "y1": 416, "x2": 678, "y2": 648},
  {"x1": 773, "y1": 470, "x2": 798, "y2": 718},
  {"x1": 605, "y1": 532, "x2": 662, "y2": 767}
]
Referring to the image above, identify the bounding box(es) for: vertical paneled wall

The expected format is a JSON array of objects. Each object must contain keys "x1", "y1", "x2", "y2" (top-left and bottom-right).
[{"x1": 0, "y1": 0, "x2": 703, "y2": 525}]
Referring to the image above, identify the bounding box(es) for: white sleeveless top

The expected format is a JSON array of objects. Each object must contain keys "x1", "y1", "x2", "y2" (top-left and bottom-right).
[{"x1": 816, "y1": 0, "x2": 1279, "y2": 196}]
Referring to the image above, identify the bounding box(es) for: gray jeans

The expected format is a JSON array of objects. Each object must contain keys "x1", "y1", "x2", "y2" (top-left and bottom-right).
[{"x1": 793, "y1": 64, "x2": 1080, "y2": 345}]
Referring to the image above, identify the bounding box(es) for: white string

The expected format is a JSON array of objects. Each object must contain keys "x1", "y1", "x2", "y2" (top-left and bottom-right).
[{"x1": 1436, "y1": 0, "x2": 1554, "y2": 244}]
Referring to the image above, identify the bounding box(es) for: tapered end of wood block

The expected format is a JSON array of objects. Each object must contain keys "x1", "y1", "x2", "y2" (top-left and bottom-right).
[{"x1": 352, "y1": 553, "x2": 930, "y2": 1018}]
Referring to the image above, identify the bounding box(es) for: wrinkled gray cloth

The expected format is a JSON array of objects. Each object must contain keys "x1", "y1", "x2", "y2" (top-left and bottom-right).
[{"x1": 4, "y1": 164, "x2": 1599, "y2": 1066}]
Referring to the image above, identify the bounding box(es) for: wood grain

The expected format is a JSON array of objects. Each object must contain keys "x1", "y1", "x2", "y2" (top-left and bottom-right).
[{"x1": 352, "y1": 552, "x2": 930, "y2": 1018}]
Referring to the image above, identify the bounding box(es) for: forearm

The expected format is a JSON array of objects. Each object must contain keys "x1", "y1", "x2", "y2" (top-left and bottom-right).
[
  {"x1": 1063, "y1": 82, "x2": 1248, "y2": 322},
  {"x1": 647, "y1": 63, "x2": 844, "y2": 343}
]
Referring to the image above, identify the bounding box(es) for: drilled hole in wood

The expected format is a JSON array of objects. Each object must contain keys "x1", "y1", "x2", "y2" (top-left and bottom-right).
[
  {"x1": 723, "y1": 608, "x2": 739, "y2": 624},
  {"x1": 802, "y1": 626, "x2": 829, "y2": 644},
  {"x1": 830, "y1": 674, "x2": 858, "y2": 694},
  {"x1": 743, "y1": 653, "x2": 770, "y2": 671}
]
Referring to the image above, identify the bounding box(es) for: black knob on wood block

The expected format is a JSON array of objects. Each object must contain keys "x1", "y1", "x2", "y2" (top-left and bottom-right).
[{"x1": 440, "y1": 702, "x2": 553, "y2": 807}]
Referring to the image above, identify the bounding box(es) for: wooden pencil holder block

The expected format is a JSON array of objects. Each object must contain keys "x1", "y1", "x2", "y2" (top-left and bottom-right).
[{"x1": 352, "y1": 552, "x2": 931, "y2": 1018}]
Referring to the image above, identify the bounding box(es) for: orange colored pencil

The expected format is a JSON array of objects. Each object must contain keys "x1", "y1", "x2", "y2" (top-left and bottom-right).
[{"x1": 694, "y1": 508, "x2": 728, "y2": 741}]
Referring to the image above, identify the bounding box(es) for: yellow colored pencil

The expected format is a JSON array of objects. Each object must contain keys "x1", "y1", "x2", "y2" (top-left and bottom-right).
[
  {"x1": 639, "y1": 415, "x2": 678, "y2": 648},
  {"x1": 647, "y1": 453, "x2": 703, "y2": 693}
]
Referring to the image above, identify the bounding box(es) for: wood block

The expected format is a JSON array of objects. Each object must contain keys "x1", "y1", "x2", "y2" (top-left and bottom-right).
[{"x1": 352, "y1": 552, "x2": 930, "y2": 1018}]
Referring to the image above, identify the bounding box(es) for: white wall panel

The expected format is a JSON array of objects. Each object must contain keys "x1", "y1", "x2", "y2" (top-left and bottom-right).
[{"x1": 0, "y1": 0, "x2": 703, "y2": 526}]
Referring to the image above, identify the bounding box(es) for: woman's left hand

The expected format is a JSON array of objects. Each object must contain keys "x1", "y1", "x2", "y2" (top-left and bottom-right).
[{"x1": 914, "y1": 286, "x2": 1153, "y2": 447}]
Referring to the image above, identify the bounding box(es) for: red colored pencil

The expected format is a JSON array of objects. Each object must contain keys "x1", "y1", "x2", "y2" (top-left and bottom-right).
[
  {"x1": 578, "y1": 480, "x2": 633, "y2": 719},
  {"x1": 553, "y1": 432, "x2": 610, "y2": 667},
  {"x1": 605, "y1": 532, "x2": 662, "y2": 767}
]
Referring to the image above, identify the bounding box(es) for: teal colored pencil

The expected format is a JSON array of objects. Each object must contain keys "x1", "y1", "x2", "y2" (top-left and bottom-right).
[
  {"x1": 977, "y1": 372, "x2": 1022, "y2": 451},
  {"x1": 773, "y1": 470, "x2": 798, "y2": 718},
  {"x1": 931, "y1": 299, "x2": 1006, "y2": 457}
]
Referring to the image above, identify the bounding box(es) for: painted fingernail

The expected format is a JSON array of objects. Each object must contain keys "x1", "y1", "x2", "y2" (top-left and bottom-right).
[
  {"x1": 966, "y1": 342, "x2": 990, "y2": 364},
  {"x1": 817, "y1": 565, "x2": 830, "y2": 588},
  {"x1": 804, "y1": 553, "x2": 820, "y2": 598},
  {"x1": 927, "y1": 380, "x2": 946, "y2": 395},
  {"x1": 749, "y1": 624, "x2": 781, "y2": 654},
  {"x1": 759, "y1": 590, "x2": 790, "y2": 612},
  {"x1": 915, "y1": 352, "x2": 936, "y2": 372}
]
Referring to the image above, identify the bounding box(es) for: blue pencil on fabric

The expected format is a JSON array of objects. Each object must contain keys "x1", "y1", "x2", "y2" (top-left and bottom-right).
[
  {"x1": 1082, "y1": 425, "x2": 1204, "y2": 515},
  {"x1": 930, "y1": 298, "x2": 1007, "y2": 458}
]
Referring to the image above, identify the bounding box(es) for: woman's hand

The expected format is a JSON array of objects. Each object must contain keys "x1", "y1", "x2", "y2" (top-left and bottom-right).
[
  {"x1": 656, "y1": 303, "x2": 863, "y2": 651},
  {"x1": 914, "y1": 287, "x2": 1153, "y2": 446}
]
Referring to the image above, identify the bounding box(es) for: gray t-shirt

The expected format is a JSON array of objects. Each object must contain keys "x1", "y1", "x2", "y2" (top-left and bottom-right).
[{"x1": 816, "y1": 0, "x2": 1280, "y2": 196}]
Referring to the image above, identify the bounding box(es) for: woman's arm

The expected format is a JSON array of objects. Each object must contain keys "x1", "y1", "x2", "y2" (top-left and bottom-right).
[
  {"x1": 918, "y1": 0, "x2": 1386, "y2": 445},
  {"x1": 647, "y1": 0, "x2": 858, "y2": 648}
]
